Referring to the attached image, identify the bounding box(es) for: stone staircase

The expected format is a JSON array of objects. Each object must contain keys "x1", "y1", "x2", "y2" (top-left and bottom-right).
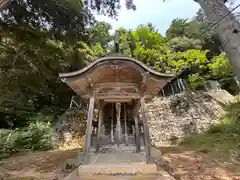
[{"x1": 62, "y1": 146, "x2": 175, "y2": 180}]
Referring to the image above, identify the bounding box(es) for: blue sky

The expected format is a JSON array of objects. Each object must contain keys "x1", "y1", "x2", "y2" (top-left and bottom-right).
[{"x1": 95, "y1": 0, "x2": 240, "y2": 36}]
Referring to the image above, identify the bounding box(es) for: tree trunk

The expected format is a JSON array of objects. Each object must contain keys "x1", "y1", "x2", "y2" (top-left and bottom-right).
[
  {"x1": 0, "y1": 0, "x2": 10, "y2": 10},
  {"x1": 195, "y1": 0, "x2": 240, "y2": 78}
]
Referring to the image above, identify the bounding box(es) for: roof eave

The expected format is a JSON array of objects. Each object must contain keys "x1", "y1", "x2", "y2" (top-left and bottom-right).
[{"x1": 58, "y1": 56, "x2": 177, "y2": 79}]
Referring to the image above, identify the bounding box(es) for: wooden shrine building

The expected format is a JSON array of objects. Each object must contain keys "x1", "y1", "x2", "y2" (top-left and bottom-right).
[{"x1": 59, "y1": 55, "x2": 177, "y2": 164}]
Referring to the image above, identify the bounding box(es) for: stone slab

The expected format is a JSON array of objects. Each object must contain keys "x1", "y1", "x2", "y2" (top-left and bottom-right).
[
  {"x1": 63, "y1": 168, "x2": 175, "y2": 180},
  {"x1": 78, "y1": 163, "x2": 157, "y2": 176},
  {"x1": 78, "y1": 175, "x2": 173, "y2": 180}
]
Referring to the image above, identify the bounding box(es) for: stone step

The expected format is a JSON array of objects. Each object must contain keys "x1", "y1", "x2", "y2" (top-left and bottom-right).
[
  {"x1": 63, "y1": 167, "x2": 175, "y2": 180},
  {"x1": 78, "y1": 163, "x2": 157, "y2": 176},
  {"x1": 91, "y1": 135, "x2": 145, "y2": 147}
]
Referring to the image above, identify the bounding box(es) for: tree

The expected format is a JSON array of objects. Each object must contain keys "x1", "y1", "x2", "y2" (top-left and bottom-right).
[
  {"x1": 87, "y1": 22, "x2": 112, "y2": 48},
  {"x1": 0, "y1": 0, "x2": 10, "y2": 10},
  {"x1": 167, "y1": 36, "x2": 202, "y2": 52},
  {"x1": 193, "y1": 0, "x2": 240, "y2": 78},
  {"x1": 132, "y1": 23, "x2": 164, "y2": 49},
  {"x1": 165, "y1": 19, "x2": 190, "y2": 40}
]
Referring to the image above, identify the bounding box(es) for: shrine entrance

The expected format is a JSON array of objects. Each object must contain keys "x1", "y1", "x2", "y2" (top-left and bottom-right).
[
  {"x1": 102, "y1": 103, "x2": 135, "y2": 145},
  {"x1": 59, "y1": 55, "x2": 176, "y2": 165}
]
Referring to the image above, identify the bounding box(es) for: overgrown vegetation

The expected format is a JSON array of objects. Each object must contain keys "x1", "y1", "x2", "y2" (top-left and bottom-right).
[
  {"x1": 0, "y1": 121, "x2": 54, "y2": 158},
  {"x1": 182, "y1": 102, "x2": 240, "y2": 163}
]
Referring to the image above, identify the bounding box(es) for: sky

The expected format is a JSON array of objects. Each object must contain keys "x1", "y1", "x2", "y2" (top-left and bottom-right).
[
  {"x1": 95, "y1": 0, "x2": 240, "y2": 36},
  {"x1": 95, "y1": 0, "x2": 200, "y2": 36}
]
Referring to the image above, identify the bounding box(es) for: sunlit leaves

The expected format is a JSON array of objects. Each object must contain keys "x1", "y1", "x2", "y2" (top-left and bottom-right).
[{"x1": 208, "y1": 53, "x2": 233, "y2": 78}]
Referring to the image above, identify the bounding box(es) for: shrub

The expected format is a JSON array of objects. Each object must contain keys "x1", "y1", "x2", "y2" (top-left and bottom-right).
[
  {"x1": 24, "y1": 121, "x2": 54, "y2": 151},
  {"x1": 207, "y1": 125, "x2": 225, "y2": 134},
  {"x1": 0, "y1": 121, "x2": 54, "y2": 158}
]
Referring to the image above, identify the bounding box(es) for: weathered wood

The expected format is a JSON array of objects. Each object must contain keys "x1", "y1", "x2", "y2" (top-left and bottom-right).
[
  {"x1": 116, "y1": 102, "x2": 121, "y2": 146},
  {"x1": 140, "y1": 97, "x2": 152, "y2": 163},
  {"x1": 124, "y1": 103, "x2": 128, "y2": 146},
  {"x1": 95, "y1": 92, "x2": 140, "y2": 99},
  {"x1": 132, "y1": 124, "x2": 135, "y2": 137},
  {"x1": 140, "y1": 72, "x2": 150, "y2": 91},
  {"x1": 83, "y1": 93, "x2": 153, "y2": 100},
  {"x1": 94, "y1": 83, "x2": 139, "y2": 89},
  {"x1": 179, "y1": 78, "x2": 186, "y2": 91},
  {"x1": 170, "y1": 84, "x2": 175, "y2": 94},
  {"x1": 133, "y1": 110, "x2": 140, "y2": 153},
  {"x1": 111, "y1": 103, "x2": 114, "y2": 144},
  {"x1": 104, "y1": 99, "x2": 133, "y2": 103},
  {"x1": 177, "y1": 78, "x2": 182, "y2": 92},
  {"x1": 96, "y1": 108, "x2": 103, "y2": 152},
  {"x1": 115, "y1": 65, "x2": 119, "y2": 82},
  {"x1": 84, "y1": 96, "x2": 95, "y2": 164},
  {"x1": 162, "y1": 89, "x2": 165, "y2": 97}
]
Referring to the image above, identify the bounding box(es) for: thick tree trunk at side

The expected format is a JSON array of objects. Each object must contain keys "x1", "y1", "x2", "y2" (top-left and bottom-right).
[{"x1": 195, "y1": 0, "x2": 240, "y2": 78}]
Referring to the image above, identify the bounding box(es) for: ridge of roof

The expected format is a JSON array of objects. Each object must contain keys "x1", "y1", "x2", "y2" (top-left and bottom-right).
[{"x1": 59, "y1": 55, "x2": 177, "y2": 78}]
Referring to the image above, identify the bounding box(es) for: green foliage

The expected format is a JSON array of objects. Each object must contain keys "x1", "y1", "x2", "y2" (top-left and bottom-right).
[
  {"x1": 0, "y1": 24, "x2": 105, "y2": 128},
  {"x1": 208, "y1": 53, "x2": 233, "y2": 79},
  {"x1": 188, "y1": 73, "x2": 205, "y2": 89},
  {"x1": 167, "y1": 36, "x2": 202, "y2": 52},
  {"x1": 88, "y1": 22, "x2": 112, "y2": 48},
  {"x1": 0, "y1": 121, "x2": 53, "y2": 158},
  {"x1": 132, "y1": 23, "x2": 164, "y2": 49},
  {"x1": 116, "y1": 21, "x2": 234, "y2": 91}
]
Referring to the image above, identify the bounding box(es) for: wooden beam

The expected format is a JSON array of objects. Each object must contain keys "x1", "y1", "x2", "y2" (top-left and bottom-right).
[
  {"x1": 83, "y1": 96, "x2": 95, "y2": 164},
  {"x1": 96, "y1": 93, "x2": 140, "y2": 100},
  {"x1": 140, "y1": 72, "x2": 150, "y2": 91},
  {"x1": 104, "y1": 99, "x2": 132, "y2": 103},
  {"x1": 96, "y1": 108, "x2": 103, "y2": 152},
  {"x1": 115, "y1": 65, "x2": 119, "y2": 82},
  {"x1": 140, "y1": 97, "x2": 152, "y2": 163},
  {"x1": 86, "y1": 77, "x2": 94, "y2": 91},
  {"x1": 133, "y1": 110, "x2": 141, "y2": 153},
  {"x1": 170, "y1": 84, "x2": 175, "y2": 94},
  {"x1": 179, "y1": 78, "x2": 186, "y2": 91},
  {"x1": 94, "y1": 83, "x2": 139, "y2": 89},
  {"x1": 124, "y1": 103, "x2": 128, "y2": 146},
  {"x1": 177, "y1": 78, "x2": 182, "y2": 92},
  {"x1": 111, "y1": 103, "x2": 114, "y2": 144},
  {"x1": 116, "y1": 102, "x2": 121, "y2": 146}
]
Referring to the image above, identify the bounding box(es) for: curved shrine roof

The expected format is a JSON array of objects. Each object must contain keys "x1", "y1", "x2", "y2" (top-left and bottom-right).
[
  {"x1": 59, "y1": 55, "x2": 177, "y2": 101},
  {"x1": 59, "y1": 55, "x2": 176, "y2": 78}
]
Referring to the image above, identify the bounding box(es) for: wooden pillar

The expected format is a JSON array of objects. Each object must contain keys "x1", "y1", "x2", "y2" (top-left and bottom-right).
[
  {"x1": 116, "y1": 102, "x2": 121, "y2": 146},
  {"x1": 132, "y1": 125, "x2": 135, "y2": 138},
  {"x1": 162, "y1": 89, "x2": 165, "y2": 97},
  {"x1": 180, "y1": 78, "x2": 187, "y2": 91},
  {"x1": 133, "y1": 110, "x2": 140, "y2": 153},
  {"x1": 111, "y1": 103, "x2": 114, "y2": 144},
  {"x1": 124, "y1": 103, "x2": 128, "y2": 146},
  {"x1": 170, "y1": 84, "x2": 175, "y2": 94},
  {"x1": 140, "y1": 97, "x2": 152, "y2": 163},
  {"x1": 83, "y1": 96, "x2": 95, "y2": 164},
  {"x1": 96, "y1": 108, "x2": 103, "y2": 152}
]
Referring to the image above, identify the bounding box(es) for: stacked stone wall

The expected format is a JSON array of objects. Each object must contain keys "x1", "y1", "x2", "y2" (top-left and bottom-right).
[{"x1": 146, "y1": 91, "x2": 225, "y2": 146}]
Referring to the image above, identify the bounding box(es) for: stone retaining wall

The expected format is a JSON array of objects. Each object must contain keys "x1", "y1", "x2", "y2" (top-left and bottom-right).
[{"x1": 146, "y1": 91, "x2": 225, "y2": 146}]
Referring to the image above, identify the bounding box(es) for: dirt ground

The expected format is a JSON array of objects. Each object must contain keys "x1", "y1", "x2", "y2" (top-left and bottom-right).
[
  {"x1": 158, "y1": 146, "x2": 240, "y2": 180},
  {"x1": 0, "y1": 148, "x2": 81, "y2": 180},
  {"x1": 0, "y1": 147, "x2": 240, "y2": 180}
]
